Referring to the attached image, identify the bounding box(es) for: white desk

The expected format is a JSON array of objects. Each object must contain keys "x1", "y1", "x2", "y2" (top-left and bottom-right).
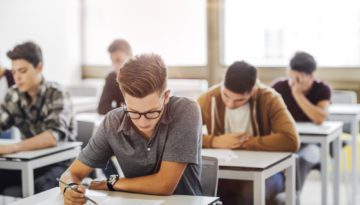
[
  {"x1": 202, "y1": 149, "x2": 295, "y2": 205},
  {"x1": 329, "y1": 104, "x2": 360, "y2": 205},
  {"x1": 72, "y1": 97, "x2": 99, "y2": 113},
  {"x1": 0, "y1": 142, "x2": 82, "y2": 197},
  {"x1": 297, "y1": 121, "x2": 343, "y2": 205},
  {"x1": 10, "y1": 187, "x2": 219, "y2": 205}
]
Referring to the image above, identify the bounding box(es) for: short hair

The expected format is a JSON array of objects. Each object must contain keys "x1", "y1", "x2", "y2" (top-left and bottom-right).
[
  {"x1": 224, "y1": 61, "x2": 257, "y2": 94},
  {"x1": 107, "y1": 39, "x2": 133, "y2": 57},
  {"x1": 290, "y1": 51, "x2": 317, "y2": 74},
  {"x1": 117, "y1": 53, "x2": 167, "y2": 98},
  {"x1": 7, "y1": 41, "x2": 43, "y2": 68}
]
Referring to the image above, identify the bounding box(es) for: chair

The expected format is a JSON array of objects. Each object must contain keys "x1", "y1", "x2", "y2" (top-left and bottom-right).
[
  {"x1": 66, "y1": 85, "x2": 99, "y2": 97},
  {"x1": 77, "y1": 119, "x2": 121, "y2": 179},
  {"x1": 331, "y1": 90, "x2": 357, "y2": 104},
  {"x1": 76, "y1": 120, "x2": 95, "y2": 149},
  {"x1": 201, "y1": 156, "x2": 219, "y2": 197},
  {"x1": 331, "y1": 90, "x2": 357, "y2": 133}
]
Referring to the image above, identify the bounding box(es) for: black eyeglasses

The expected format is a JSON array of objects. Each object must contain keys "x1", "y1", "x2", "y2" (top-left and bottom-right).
[{"x1": 124, "y1": 107, "x2": 163, "y2": 120}]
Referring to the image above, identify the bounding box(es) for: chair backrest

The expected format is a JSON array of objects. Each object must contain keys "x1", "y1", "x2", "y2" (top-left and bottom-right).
[
  {"x1": 201, "y1": 156, "x2": 219, "y2": 196},
  {"x1": 67, "y1": 85, "x2": 99, "y2": 97},
  {"x1": 76, "y1": 120, "x2": 95, "y2": 149},
  {"x1": 331, "y1": 90, "x2": 358, "y2": 133},
  {"x1": 331, "y1": 90, "x2": 357, "y2": 104}
]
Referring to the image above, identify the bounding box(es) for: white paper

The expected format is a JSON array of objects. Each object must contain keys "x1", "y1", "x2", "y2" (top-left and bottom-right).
[
  {"x1": 91, "y1": 198, "x2": 164, "y2": 205},
  {"x1": 202, "y1": 149, "x2": 238, "y2": 161}
]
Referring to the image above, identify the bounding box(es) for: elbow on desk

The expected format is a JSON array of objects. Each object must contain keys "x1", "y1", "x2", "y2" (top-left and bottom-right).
[
  {"x1": 284, "y1": 133, "x2": 300, "y2": 152},
  {"x1": 153, "y1": 183, "x2": 177, "y2": 196},
  {"x1": 156, "y1": 189, "x2": 175, "y2": 196},
  {"x1": 151, "y1": 177, "x2": 178, "y2": 196},
  {"x1": 312, "y1": 118, "x2": 326, "y2": 125},
  {"x1": 310, "y1": 114, "x2": 327, "y2": 125},
  {"x1": 48, "y1": 137, "x2": 58, "y2": 147}
]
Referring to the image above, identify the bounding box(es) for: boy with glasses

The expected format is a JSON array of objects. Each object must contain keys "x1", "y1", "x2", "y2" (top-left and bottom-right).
[{"x1": 60, "y1": 54, "x2": 202, "y2": 205}]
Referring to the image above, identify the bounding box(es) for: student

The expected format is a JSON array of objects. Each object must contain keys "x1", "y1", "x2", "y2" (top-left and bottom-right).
[
  {"x1": 0, "y1": 66, "x2": 15, "y2": 139},
  {"x1": 198, "y1": 61, "x2": 299, "y2": 205},
  {"x1": 0, "y1": 42, "x2": 76, "y2": 195},
  {"x1": 0, "y1": 66, "x2": 15, "y2": 103},
  {"x1": 60, "y1": 54, "x2": 202, "y2": 204},
  {"x1": 272, "y1": 51, "x2": 331, "y2": 191},
  {"x1": 97, "y1": 39, "x2": 133, "y2": 115}
]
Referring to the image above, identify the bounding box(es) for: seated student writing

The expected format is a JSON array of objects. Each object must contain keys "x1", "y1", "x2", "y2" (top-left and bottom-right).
[
  {"x1": 272, "y1": 51, "x2": 331, "y2": 191},
  {"x1": 97, "y1": 39, "x2": 133, "y2": 115},
  {"x1": 0, "y1": 42, "x2": 76, "y2": 195},
  {"x1": 198, "y1": 61, "x2": 300, "y2": 205},
  {"x1": 60, "y1": 54, "x2": 202, "y2": 205}
]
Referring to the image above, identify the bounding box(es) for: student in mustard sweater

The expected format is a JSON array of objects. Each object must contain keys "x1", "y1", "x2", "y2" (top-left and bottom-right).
[{"x1": 198, "y1": 60, "x2": 300, "y2": 205}]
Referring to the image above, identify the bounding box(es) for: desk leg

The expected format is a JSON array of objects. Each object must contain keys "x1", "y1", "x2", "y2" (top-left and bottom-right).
[
  {"x1": 351, "y1": 117, "x2": 358, "y2": 205},
  {"x1": 21, "y1": 164, "x2": 34, "y2": 197},
  {"x1": 333, "y1": 135, "x2": 341, "y2": 205},
  {"x1": 254, "y1": 172, "x2": 265, "y2": 205},
  {"x1": 321, "y1": 141, "x2": 328, "y2": 205},
  {"x1": 285, "y1": 155, "x2": 295, "y2": 205}
]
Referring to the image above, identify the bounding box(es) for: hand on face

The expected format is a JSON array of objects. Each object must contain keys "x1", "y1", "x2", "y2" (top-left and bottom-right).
[{"x1": 289, "y1": 73, "x2": 312, "y2": 95}]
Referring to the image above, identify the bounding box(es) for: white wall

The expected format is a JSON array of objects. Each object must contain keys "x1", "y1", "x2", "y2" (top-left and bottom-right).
[{"x1": 0, "y1": 0, "x2": 81, "y2": 85}]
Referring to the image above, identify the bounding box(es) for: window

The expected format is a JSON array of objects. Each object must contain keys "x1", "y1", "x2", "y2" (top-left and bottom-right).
[
  {"x1": 84, "y1": 0, "x2": 206, "y2": 66},
  {"x1": 224, "y1": 0, "x2": 360, "y2": 66}
]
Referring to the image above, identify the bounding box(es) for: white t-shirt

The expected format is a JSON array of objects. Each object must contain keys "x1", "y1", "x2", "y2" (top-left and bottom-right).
[
  {"x1": 224, "y1": 103, "x2": 253, "y2": 135},
  {"x1": 0, "y1": 77, "x2": 8, "y2": 104}
]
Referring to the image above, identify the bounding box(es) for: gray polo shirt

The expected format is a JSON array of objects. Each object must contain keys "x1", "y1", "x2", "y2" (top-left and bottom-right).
[{"x1": 78, "y1": 96, "x2": 203, "y2": 195}]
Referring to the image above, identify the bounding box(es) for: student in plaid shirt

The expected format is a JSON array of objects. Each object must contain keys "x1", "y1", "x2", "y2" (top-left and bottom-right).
[{"x1": 0, "y1": 41, "x2": 76, "y2": 196}]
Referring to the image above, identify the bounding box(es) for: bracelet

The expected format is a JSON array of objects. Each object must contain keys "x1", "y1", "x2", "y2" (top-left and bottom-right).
[{"x1": 63, "y1": 182, "x2": 78, "y2": 194}]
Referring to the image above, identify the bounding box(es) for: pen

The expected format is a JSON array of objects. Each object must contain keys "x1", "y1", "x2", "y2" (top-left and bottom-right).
[{"x1": 56, "y1": 178, "x2": 98, "y2": 205}]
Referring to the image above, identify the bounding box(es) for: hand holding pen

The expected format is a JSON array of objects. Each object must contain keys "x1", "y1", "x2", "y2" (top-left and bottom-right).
[{"x1": 57, "y1": 178, "x2": 98, "y2": 205}]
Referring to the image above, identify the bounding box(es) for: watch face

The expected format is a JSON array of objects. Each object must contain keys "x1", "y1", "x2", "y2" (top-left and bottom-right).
[{"x1": 109, "y1": 175, "x2": 118, "y2": 185}]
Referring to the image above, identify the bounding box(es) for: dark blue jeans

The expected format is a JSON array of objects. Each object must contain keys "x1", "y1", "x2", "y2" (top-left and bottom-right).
[
  {"x1": 0, "y1": 129, "x2": 12, "y2": 139},
  {"x1": 217, "y1": 172, "x2": 285, "y2": 205}
]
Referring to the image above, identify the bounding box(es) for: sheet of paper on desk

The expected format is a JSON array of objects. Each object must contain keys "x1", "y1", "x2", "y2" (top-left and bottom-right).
[
  {"x1": 202, "y1": 149, "x2": 238, "y2": 161},
  {"x1": 95, "y1": 198, "x2": 164, "y2": 205},
  {"x1": 85, "y1": 190, "x2": 164, "y2": 205},
  {"x1": 35, "y1": 190, "x2": 109, "y2": 205}
]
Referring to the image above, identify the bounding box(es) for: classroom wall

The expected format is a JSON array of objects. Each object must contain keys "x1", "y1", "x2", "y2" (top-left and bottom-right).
[{"x1": 0, "y1": 0, "x2": 81, "y2": 85}]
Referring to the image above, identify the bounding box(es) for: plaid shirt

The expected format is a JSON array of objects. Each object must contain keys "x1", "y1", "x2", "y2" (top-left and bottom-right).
[{"x1": 0, "y1": 80, "x2": 76, "y2": 141}]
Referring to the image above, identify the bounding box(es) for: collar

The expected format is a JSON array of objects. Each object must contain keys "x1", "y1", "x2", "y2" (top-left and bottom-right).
[{"x1": 19, "y1": 78, "x2": 46, "y2": 108}]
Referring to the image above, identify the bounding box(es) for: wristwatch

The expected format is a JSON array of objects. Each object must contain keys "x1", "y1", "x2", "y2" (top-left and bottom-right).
[{"x1": 107, "y1": 174, "x2": 119, "y2": 191}]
